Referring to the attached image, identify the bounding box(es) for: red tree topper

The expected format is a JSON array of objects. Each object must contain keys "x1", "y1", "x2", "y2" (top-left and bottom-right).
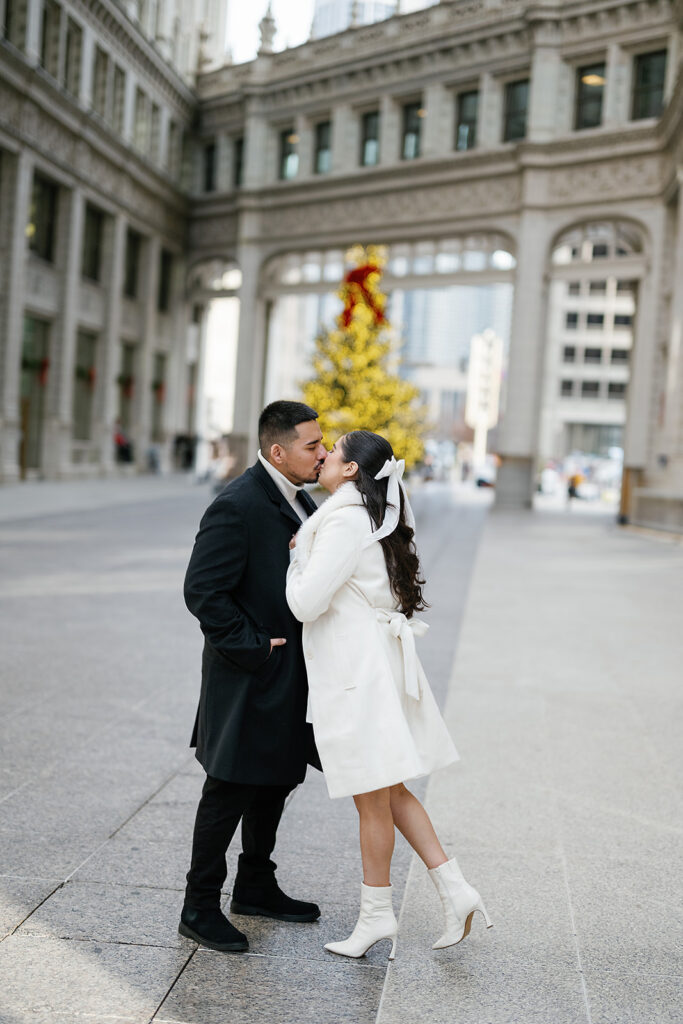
[{"x1": 340, "y1": 264, "x2": 386, "y2": 328}]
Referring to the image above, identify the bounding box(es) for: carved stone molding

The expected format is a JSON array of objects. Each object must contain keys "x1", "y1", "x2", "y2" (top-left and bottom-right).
[{"x1": 548, "y1": 155, "x2": 663, "y2": 203}]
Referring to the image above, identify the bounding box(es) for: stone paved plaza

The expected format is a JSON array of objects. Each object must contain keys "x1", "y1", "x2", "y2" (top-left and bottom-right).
[{"x1": 0, "y1": 476, "x2": 681, "y2": 1023}]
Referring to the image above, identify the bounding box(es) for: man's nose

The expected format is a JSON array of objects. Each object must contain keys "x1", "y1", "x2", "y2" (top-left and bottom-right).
[{"x1": 318, "y1": 445, "x2": 327, "y2": 460}]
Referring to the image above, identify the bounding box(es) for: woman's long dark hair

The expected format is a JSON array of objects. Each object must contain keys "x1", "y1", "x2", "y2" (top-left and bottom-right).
[{"x1": 340, "y1": 430, "x2": 427, "y2": 618}]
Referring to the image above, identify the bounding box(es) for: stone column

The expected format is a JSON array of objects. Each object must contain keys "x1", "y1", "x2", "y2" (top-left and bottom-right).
[
  {"x1": 215, "y1": 130, "x2": 232, "y2": 191},
  {"x1": 477, "y1": 72, "x2": 500, "y2": 147},
  {"x1": 494, "y1": 205, "x2": 551, "y2": 507},
  {"x1": 243, "y1": 105, "x2": 269, "y2": 188},
  {"x1": 422, "y1": 82, "x2": 449, "y2": 158},
  {"x1": 379, "y1": 93, "x2": 400, "y2": 165},
  {"x1": 603, "y1": 42, "x2": 630, "y2": 127},
  {"x1": 98, "y1": 212, "x2": 127, "y2": 474},
  {"x1": 527, "y1": 45, "x2": 563, "y2": 142},
  {"x1": 232, "y1": 234, "x2": 267, "y2": 458},
  {"x1": 296, "y1": 113, "x2": 312, "y2": 180},
  {"x1": 331, "y1": 103, "x2": 355, "y2": 174},
  {"x1": 622, "y1": 206, "x2": 667, "y2": 477},
  {"x1": 80, "y1": 26, "x2": 95, "y2": 109},
  {"x1": 43, "y1": 185, "x2": 85, "y2": 478},
  {"x1": 24, "y1": 0, "x2": 42, "y2": 65},
  {"x1": 0, "y1": 150, "x2": 33, "y2": 483},
  {"x1": 136, "y1": 235, "x2": 160, "y2": 469}
]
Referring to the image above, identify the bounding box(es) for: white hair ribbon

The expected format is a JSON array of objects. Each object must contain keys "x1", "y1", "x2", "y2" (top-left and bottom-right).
[{"x1": 362, "y1": 456, "x2": 416, "y2": 548}]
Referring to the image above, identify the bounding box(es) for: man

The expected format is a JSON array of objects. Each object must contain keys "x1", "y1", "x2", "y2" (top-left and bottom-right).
[{"x1": 179, "y1": 401, "x2": 327, "y2": 952}]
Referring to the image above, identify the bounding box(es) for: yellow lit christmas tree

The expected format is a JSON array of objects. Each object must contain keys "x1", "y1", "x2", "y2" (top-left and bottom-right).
[{"x1": 302, "y1": 245, "x2": 426, "y2": 469}]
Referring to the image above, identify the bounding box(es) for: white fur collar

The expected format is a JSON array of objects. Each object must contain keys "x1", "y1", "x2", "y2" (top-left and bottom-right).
[{"x1": 295, "y1": 482, "x2": 366, "y2": 565}]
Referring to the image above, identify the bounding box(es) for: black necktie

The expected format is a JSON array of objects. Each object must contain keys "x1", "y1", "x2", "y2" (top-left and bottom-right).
[{"x1": 295, "y1": 491, "x2": 310, "y2": 519}]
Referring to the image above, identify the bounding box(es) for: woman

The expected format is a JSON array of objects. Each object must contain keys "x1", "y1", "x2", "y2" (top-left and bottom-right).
[{"x1": 286, "y1": 430, "x2": 491, "y2": 959}]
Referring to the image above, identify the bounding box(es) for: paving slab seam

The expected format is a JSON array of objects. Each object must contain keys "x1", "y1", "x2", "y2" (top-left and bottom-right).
[
  {"x1": 0, "y1": 879, "x2": 65, "y2": 943},
  {"x1": 0, "y1": 779, "x2": 31, "y2": 806},
  {"x1": 62, "y1": 759, "x2": 198, "y2": 886},
  {"x1": 11, "y1": 933, "x2": 185, "y2": 951},
  {"x1": 145, "y1": 946, "x2": 200, "y2": 1024},
  {"x1": 196, "y1": 949, "x2": 388, "y2": 970},
  {"x1": 540, "y1": 687, "x2": 595, "y2": 1024}
]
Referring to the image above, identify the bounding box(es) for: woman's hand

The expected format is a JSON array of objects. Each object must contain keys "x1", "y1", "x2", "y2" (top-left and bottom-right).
[
  {"x1": 289, "y1": 533, "x2": 298, "y2": 550},
  {"x1": 270, "y1": 637, "x2": 286, "y2": 653}
]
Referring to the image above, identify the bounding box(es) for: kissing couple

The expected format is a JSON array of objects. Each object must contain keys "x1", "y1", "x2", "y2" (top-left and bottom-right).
[{"x1": 179, "y1": 400, "x2": 491, "y2": 958}]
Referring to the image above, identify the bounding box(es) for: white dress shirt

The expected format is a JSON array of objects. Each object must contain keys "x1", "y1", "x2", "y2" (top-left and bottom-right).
[{"x1": 257, "y1": 449, "x2": 307, "y2": 521}]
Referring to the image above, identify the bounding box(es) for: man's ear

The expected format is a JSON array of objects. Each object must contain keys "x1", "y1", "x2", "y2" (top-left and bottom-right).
[{"x1": 270, "y1": 443, "x2": 284, "y2": 465}]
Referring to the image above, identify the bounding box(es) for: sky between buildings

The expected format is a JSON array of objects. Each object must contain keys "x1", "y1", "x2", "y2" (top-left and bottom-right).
[{"x1": 226, "y1": 0, "x2": 434, "y2": 65}]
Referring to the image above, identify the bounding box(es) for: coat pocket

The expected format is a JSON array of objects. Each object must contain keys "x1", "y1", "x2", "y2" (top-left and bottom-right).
[{"x1": 334, "y1": 634, "x2": 356, "y2": 691}]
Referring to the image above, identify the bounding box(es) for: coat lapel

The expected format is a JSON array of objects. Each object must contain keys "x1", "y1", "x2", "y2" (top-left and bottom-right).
[{"x1": 249, "y1": 461, "x2": 306, "y2": 528}]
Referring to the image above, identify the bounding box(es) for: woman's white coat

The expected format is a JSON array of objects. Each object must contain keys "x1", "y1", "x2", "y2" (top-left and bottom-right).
[{"x1": 286, "y1": 482, "x2": 458, "y2": 799}]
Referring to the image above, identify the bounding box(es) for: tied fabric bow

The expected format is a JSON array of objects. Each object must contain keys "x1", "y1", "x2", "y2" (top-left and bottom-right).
[
  {"x1": 376, "y1": 609, "x2": 429, "y2": 700},
  {"x1": 362, "y1": 456, "x2": 416, "y2": 548}
]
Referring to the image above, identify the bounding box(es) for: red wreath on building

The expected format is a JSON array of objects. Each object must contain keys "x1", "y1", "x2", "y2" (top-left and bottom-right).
[
  {"x1": 38, "y1": 358, "x2": 50, "y2": 387},
  {"x1": 339, "y1": 264, "x2": 386, "y2": 328}
]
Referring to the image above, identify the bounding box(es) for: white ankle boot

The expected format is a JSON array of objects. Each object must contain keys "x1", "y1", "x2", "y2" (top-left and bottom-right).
[
  {"x1": 324, "y1": 882, "x2": 398, "y2": 960},
  {"x1": 428, "y1": 857, "x2": 492, "y2": 949}
]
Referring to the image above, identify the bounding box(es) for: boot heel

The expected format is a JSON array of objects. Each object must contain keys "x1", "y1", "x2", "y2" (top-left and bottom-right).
[
  {"x1": 388, "y1": 933, "x2": 397, "y2": 960},
  {"x1": 477, "y1": 900, "x2": 493, "y2": 929}
]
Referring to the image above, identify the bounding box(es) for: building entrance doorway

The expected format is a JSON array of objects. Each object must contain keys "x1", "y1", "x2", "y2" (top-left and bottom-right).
[{"x1": 20, "y1": 316, "x2": 50, "y2": 478}]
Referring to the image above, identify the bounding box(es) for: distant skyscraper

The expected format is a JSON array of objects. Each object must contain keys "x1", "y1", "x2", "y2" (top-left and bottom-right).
[{"x1": 311, "y1": 0, "x2": 397, "y2": 38}]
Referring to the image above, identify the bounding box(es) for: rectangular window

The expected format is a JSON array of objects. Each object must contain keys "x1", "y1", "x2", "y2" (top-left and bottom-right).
[
  {"x1": 581, "y1": 381, "x2": 600, "y2": 398},
  {"x1": 64, "y1": 18, "x2": 82, "y2": 97},
  {"x1": 614, "y1": 314, "x2": 633, "y2": 328},
  {"x1": 40, "y1": 0, "x2": 61, "y2": 79},
  {"x1": 28, "y1": 174, "x2": 58, "y2": 262},
  {"x1": 314, "y1": 121, "x2": 332, "y2": 174},
  {"x1": 112, "y1": 65, "x2": 126, "y2": 134},
  {"x1": 616, "y1": 279, "x2": 635, "y2": 294},
  {"x1": 632, "y1": 50, "x2": 667, "y2": 120},
  {"x1": 150, "y1": 104, "x2": 160, "y2": 161},
  {"x1": 589, "y1": 280, "x2": 607, "y2": 294},
  {"x1": 610, "y1": 349, "x2": 629, "y2": 364},
  {"x1": 360, "y1": 110, "x2": 380, "y2": 167},
  {"x1": 3, "y1": 0, "x2": 28, "y2": 48},
  {"x1": 563, "y1": 346, "x2": 576, "y2": 363},
  {"x1": 565, "y1": 312, "x2": 579, "y2": 330},
  {"x1": 133, "y1": 87, "x2": 150, "y2": 152},
  {"x1": 158, "y1": 248, "x2": 172, "y2": 312},
  {"x1": 608, "y1": 382, "x2": 627, "y2": 400},
  {"x1": 91, "y1": 45, "x2": 109, "y2": 119},
  {"x1": 81, "y1": 203, "x2": 105, "y2": 282},
  {"x1": 233, "y1": 136, "x2": 244, "y2": 187},
  {"x1": 586, "y1": 313, "x2": 605, "y2": 329},
  {"x1": 279, "y1": 128, "x2": 299, "y2": 180},
  {"x1": 167, "y1": 120, "x2": 180, "y2": 179},
  {"x1": 118, "y1": 342, "x2": 136, "y2": 432},
  {"x1": 568, "y1": 282, "x2": 581, "y2": 295},
  {"x1": 151, "y1": 352, "x2": 166, "y2": 442},
  {"x1": 72, "y1": 330, "x2": 97, "y2": 441},
  {"x1": 455, "y1": 90, "x2": 478, "y2": 151},
  {"x1": 203, "y1": 140, "x2": 216, "y2": 191},
  {"x1": 592, "y1": 242, "x2": 608, "y2": 258},
  {"x1": 123, "y1": 228, "x2": 141, "y2": 299},
  {"x1": 503, "y1": 79, "x2": 529, "y2": 142},
  {"x1": 575, "y1": 63, "x2": 605, "y2": 130},
  {"x1": 560, "y1": 380, "x2": 574, "y2": 397},
  {"x1": 402, "y1": 102, "x2": 423, "y2": 159},
  {"x1": 584, "y1": 347, "x2": 602, "y2": 364}
]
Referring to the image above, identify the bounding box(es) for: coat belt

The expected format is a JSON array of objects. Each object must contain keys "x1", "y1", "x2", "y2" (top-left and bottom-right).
[{"x1": 375, "y1": 609, "x2": 428, "y2": 700}]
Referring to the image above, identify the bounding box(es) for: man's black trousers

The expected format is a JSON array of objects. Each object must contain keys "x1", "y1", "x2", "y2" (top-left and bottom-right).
[{"x1": 184, "y1": 775, "x2": 295, "y2": 911}]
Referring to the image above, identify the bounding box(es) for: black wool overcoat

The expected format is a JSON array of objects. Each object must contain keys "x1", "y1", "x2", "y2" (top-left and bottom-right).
[{"x1": 184, "y1": 461, "x2": 321, "y2": 785}]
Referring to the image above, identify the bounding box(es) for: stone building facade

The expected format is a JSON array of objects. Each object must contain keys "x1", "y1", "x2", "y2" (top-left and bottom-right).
[
  {"x1": 0, "y1": 0, "x2": 224, "y2": 481},
  {"x1": 192, "y1": 0, "x2": 683, "y2": 527},
  {"x1": 2, "y1": 0, "x2": 683, "y2": 531}
]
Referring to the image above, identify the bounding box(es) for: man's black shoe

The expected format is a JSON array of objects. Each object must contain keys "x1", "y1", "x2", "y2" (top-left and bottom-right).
[
  {"x1": 178, "y1": 906, "x2": 249, "y2": 952},
  {"x1": 230, "y1": 882, "x2": 320, "y2": 923}
]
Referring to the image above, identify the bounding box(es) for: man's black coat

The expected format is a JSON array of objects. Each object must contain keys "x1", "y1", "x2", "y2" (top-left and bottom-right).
[{"x1": 184, "y1": 460, "x2": 321, "y2": 785}]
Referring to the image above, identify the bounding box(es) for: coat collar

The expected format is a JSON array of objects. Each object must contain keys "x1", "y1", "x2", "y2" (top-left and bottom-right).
[
  {"x1": 249, "y1": 461, "x2": 317, "y2": 527},
  {"x1": 294, "y1": 483, "x2": 367, "y2": 565}
]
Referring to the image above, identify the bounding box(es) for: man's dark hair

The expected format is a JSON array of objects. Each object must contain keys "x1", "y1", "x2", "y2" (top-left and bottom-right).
[{"x1": 258, "y1": 400, "x2": 319, "y2": 452}]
